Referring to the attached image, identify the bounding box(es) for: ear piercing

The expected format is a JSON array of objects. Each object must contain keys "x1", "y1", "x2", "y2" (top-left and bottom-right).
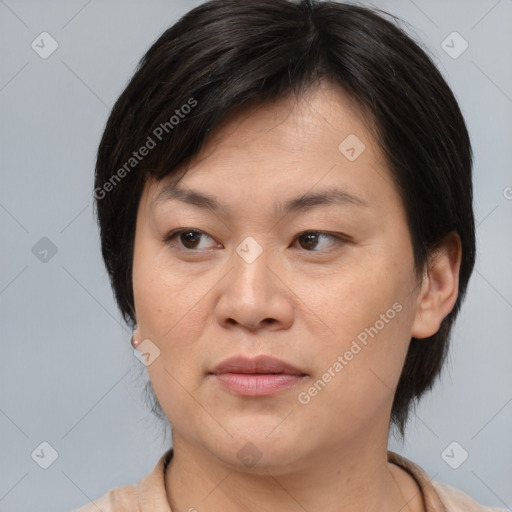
[{"x1": 131, "y1": 324, "x2": 141, "y2": 349}]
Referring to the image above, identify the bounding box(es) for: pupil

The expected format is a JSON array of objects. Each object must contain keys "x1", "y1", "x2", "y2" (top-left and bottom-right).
[
  {"x1": 178, "y1": 232, "x2": 321, "y2": 250},
  {"x1": 182, "y1": 231, "x2": 200, "y2": 248},
  {"x1": 301, "y1": 233, "x2": 317, "y2": 249}
]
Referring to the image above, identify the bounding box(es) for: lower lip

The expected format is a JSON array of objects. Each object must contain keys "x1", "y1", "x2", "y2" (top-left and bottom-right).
[{"x1": 214, "y1": 373, "x2": 306, "y2": 396}]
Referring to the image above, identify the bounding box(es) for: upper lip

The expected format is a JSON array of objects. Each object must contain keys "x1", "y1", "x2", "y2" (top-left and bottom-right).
[{"x1": 211, "y1": 355, "x2": 306, "y2": 376}]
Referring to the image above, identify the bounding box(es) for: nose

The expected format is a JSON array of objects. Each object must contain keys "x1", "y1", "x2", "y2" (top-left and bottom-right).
[{"x1": 214, "y1": 243, "x2": 294, "y2": 332}]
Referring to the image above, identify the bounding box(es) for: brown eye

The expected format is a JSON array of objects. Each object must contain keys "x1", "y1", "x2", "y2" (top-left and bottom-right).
[
  {"x1": 165, "y1": 229, "x2": 218, "y2": 250},
  {"x1": 295, "y1": 231, "x2": 344, "y2": 251}
]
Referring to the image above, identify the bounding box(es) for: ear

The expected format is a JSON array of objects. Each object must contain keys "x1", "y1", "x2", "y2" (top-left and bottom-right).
[
  {"x1": 132, "y1": 323, "x2": 141, "y2": 342},
  {"x1": 411, "y1": 231, "x2": 462, "y2": 339}
]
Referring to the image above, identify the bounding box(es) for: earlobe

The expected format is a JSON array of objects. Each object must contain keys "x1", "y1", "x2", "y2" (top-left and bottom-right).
[
  {"x1": 411, "y1": 232, "x2": 462, "y2": 339},
  {"x1": 131, "y1": 323, "x2": 142, "y2": 349}
]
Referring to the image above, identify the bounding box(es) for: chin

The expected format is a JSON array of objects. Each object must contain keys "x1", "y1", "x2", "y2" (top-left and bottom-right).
[{"x1": 207, "y1": 423, "x2": 307, "y2": 473}]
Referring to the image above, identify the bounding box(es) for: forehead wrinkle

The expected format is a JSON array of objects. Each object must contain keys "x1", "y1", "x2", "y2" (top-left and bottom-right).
[{"x1": 153, "y1": 181, "x2": 369, "y2": 223}]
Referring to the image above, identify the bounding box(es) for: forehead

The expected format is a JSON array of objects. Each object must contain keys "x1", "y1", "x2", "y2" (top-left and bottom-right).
[
  {"x1": 145, "y1": 81, "x2": 394, "y2": 215},
  {"x1": 198, "y1": 81, "x2": 376, "y2": 162}
]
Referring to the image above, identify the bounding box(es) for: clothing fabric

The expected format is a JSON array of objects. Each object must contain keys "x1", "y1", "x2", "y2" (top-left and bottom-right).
[{"x1": 74, "y1": 449, "x2": 506, "y2": 511}]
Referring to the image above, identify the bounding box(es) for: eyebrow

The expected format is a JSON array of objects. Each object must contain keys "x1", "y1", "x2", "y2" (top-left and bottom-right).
[{"x1": 154, "y1": 182, "x2": 369, "y2": 217}]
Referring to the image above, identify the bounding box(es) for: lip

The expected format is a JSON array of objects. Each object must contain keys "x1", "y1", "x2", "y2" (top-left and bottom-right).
[
  {"x1": 212, "y1": 355, "x2": 305, "y2": 375},
  {"x1": 210, "y1": 355, "x2": 307, "y2": 397}
]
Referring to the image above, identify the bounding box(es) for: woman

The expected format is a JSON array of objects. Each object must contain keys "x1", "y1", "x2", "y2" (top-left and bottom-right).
[{"x1": 78, "y1": 0, "x2": 504, "y2": 510}]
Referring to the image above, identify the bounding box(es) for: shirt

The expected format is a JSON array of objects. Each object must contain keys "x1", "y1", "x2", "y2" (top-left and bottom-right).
[{"x1": 74, "y1": 449, "x2": 506, "y2": 511}]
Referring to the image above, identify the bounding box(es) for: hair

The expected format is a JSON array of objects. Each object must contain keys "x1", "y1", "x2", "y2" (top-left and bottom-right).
[{"x1": 94, "y1": 0, "x2": 475, "y2": 437}]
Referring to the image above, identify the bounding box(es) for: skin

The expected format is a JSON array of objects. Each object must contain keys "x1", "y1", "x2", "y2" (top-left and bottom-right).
[{"x1": 132, "y1": 80, "x2": 462, "y2": 512}]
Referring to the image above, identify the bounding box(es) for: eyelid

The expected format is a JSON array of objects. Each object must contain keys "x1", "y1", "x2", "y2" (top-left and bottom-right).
[
  {"x1": 292, "y1": 230, "x2": 349, "y2": 251},
  {"x1": 164, "y1": 228, "x2": 219, "y2": 250},
  {"x1": 164, "y1": 228, "x2": 350, "y2": 252}
]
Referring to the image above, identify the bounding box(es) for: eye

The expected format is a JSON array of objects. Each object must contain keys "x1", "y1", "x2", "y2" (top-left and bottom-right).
[
  {"x1": 164, "y1": 228, "x2": 347, "y2": 253},
  {"x1": 293, "y1": 231, "x2": 345, "y2": 251},
  {"x1": 164, "y1": 229, "x2": 220, "y2": 250}
]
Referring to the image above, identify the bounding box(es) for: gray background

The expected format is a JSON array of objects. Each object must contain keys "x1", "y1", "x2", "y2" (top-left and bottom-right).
[{"x1": 1, "y1": 0, "x2": 511, "y2": 510}]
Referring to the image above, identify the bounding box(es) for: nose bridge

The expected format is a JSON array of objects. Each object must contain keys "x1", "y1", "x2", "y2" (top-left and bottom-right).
[
  {"x1": 231, "y1": 235, "x2": 273, "y2": 301},
  {"x1": 215, "y1": 234, "x2": 293, "y2": 330}
]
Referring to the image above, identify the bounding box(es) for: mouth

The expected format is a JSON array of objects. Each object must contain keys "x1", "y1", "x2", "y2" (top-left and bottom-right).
[{"x1": 210, "y1": 355, "x2": 308, "y2": 396}]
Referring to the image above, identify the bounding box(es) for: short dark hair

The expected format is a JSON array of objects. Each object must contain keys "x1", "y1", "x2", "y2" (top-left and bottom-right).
[{"x1": 94, "y1": 0, "x2": 475, "y2": 436}]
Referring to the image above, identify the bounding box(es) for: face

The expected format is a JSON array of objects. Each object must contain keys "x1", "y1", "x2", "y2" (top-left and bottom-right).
[{"x1": 132, "y1": 81, "x2": 424, "y2": 473}]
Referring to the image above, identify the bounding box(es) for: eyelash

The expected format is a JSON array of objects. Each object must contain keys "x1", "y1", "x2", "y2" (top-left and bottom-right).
[{"x1": 163, "y1": 228, "x2": 349, "y2": 253}]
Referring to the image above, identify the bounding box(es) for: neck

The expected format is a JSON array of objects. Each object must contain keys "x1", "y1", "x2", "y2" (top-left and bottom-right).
[{"x1": 165, "y1": 435, "x2": 414, "y2": 512}]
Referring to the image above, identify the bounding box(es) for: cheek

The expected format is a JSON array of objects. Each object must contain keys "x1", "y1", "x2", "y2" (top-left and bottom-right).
[
  {"x1": 134, "y1": 261, "x2": 213, "y2": 426},
  {"x1": 295, "y1": 304, "x2": 412, "y2": 436},
  {"x1": 132, "y1": 210, "x2": 417, "y2": 435},
  {"x1": 295, "y1": 244, "x2": 411, "y2": 350},
  {"x1": 134, "y1": 265, "x2": 212, "y2": 375},
  {"x1": 292, "y1": 248, "x2": 414, "y2": 420},
  {"x1": 133, "y1": 231, "x2": 208, "y2": 337}
]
